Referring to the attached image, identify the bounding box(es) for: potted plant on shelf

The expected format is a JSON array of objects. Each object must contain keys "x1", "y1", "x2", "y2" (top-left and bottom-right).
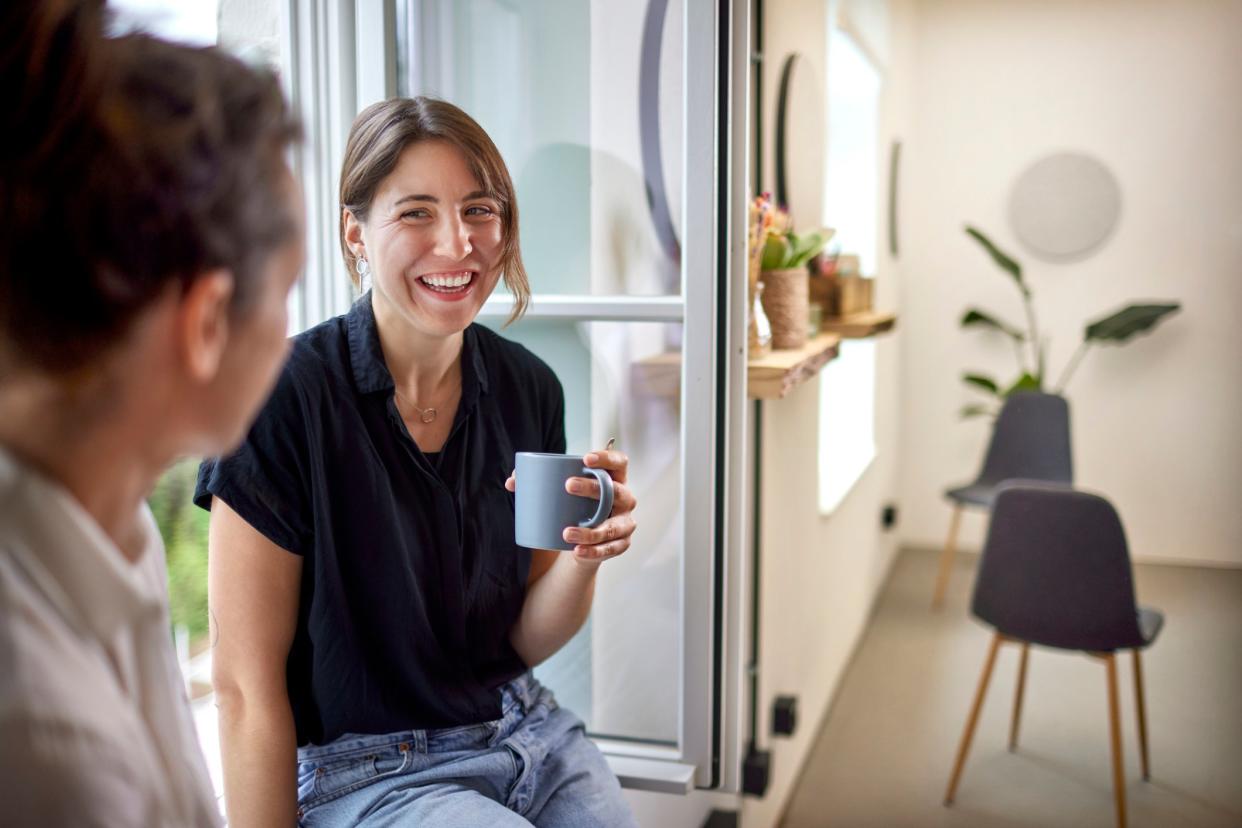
[
  {"x1": 757, "y1": 203, "x2": 832, "y2": 350},
  {"x1": 958, "y1": 225, "x2": 1181, "y2": 418}
]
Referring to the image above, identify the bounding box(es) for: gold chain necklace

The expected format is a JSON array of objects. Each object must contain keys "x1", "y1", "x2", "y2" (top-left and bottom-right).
[{"x1": 393, "y1": 386, "x2": 440, "y2": 424}]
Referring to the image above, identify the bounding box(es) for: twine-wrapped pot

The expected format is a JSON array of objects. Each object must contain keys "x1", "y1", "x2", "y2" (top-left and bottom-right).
[{"x1": 759, "y1": 267, "x2": 810, "y2": 349}]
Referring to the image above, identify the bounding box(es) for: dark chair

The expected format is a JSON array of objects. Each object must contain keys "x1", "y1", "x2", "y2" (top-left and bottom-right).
[
  {"x1": 932, "y1": 391, "x2": 1073, "y2": 608},
  {"x1": 943, "y1": 484, "x2": 1163, "y2": 828}
]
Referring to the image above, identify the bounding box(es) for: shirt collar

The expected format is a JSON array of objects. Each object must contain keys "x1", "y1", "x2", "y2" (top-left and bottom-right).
[
  {"x1": 345, "y1": 291, "x2": 490, "y2": 401},
  {"x1": 0, "y1": 445, "x2": 164, "y2": 642}
]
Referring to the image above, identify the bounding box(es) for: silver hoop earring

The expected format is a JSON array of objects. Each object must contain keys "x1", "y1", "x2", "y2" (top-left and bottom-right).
[{"x1": 357, "y1": 257, "x2": 370, "y2": 279}]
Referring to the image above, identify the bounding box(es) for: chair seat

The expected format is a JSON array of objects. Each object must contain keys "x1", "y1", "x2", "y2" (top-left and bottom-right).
[
  {"x1": 948, "y1": 479, "x2": 1075, "y2": 509},
  {"x1": 1138, "y1": 606, "x2": 1164, "y2": 647},
  {"x1": 945, "y1": 483, "x2": 996, "y2": 508},
  {"x1": 938, "y1": 481, "x2": 998, "y2": 508}
]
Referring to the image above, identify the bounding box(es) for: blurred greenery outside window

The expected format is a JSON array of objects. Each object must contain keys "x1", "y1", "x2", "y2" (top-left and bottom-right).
[{"x1": 149, "y1": 459, "x2": 212, "y2": 643}]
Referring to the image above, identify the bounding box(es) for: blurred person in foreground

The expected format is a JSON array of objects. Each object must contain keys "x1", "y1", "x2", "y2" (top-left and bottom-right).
[{"x1": 0, "y1": 3, "x2": 304, "y2": 824}]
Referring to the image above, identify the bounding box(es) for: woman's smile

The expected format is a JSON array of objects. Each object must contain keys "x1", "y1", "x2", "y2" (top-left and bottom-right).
[{"x1": 414, "y1": 268, "x2": 478, "y2": 302}]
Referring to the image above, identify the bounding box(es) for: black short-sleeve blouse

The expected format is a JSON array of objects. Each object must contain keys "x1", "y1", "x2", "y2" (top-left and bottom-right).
[{"x1": 194, "y1": 293, "x2": 566, "y2": 746}]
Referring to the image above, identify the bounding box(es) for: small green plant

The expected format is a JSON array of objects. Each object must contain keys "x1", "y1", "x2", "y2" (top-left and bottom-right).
[
  {"x1": 760, "y1": 224, "x2": 831, "y2": 271},
  {"x1": 959, "y1": 225, "x2": 1180, "y2": 419}
]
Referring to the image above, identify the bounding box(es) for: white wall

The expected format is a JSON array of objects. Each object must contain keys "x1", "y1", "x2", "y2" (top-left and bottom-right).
[
  {"x1": 740, "y1": 3, "x2": 918, "y2": 826},
  {"x1": 760, "y1": 0, "x2": 829, "y2": 226},
  {"x1": 898, "y1": 0, "x2": 1242, "y2": 565}
]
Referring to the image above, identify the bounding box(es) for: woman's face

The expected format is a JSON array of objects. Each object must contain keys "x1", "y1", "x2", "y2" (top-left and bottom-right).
[{"x1": 350, "y1": 140, "x2": 505, "y2": 340}]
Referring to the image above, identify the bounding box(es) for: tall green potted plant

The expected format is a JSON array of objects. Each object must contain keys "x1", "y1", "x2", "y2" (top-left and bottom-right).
[{"x1": 958, "y1": 226, "x2": 1180, "y2": 418}]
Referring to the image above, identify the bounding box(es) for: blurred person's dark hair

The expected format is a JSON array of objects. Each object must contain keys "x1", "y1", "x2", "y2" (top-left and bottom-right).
[{"x1": 0, "y1": 0, "x2": 301, "y2": 375}]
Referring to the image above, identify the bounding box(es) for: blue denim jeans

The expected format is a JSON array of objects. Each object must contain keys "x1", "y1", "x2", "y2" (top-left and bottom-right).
[{"x1": 295, "y1": 673, "x2": 637, "y2": 827}]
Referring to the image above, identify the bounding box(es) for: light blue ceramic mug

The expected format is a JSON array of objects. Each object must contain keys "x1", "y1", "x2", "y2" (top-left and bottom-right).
[{"x1": 514, "y1": 452, "x2": 615, "y2": 551}]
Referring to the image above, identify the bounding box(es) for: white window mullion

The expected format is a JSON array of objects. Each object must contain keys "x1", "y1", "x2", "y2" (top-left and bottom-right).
[
  {"x1": 681, "y1": 0, "x2": 736, "y2": 791},
  {"x1": 478, "y1": 295, "x2": 686, "y2": 323},
  {"x1": 285, "y1": 0, "x2": 365, "y2": 335}
]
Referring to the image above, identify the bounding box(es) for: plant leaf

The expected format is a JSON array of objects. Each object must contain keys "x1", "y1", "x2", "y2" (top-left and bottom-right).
[
  {"x1": 788, "y1": 230, "x2": 830, "y2": 268},
  {"x1": 761, "y1": 235, "x2": 790, "y2": 271},
  {"x1": 960, "y1": 307, "x2": 1026, "y2": 341},
  {"x1": 959, "y1": 403, "x2": 994, "y2": 420},
  {"x1": 1084, "y1": 303, "x2": 1181, "y2": 344},
  {"x1": 1004, "y1": 372, "x2": 1042, "y2": 396},
  {"x1": 962, "y1": 373, "x2": 1001, "y2": 396},
  {"x1": 964, "y1": 226, "x2": 1026, "y2": 294}
]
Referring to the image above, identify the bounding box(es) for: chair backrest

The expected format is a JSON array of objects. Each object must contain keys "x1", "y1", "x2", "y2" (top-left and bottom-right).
[
  {"x1": 971, "y1": 484, "x2": 1145, "y2": 651},
  {"x1": 976, "y1": 392, "x2": 1072, "y2": 487}
]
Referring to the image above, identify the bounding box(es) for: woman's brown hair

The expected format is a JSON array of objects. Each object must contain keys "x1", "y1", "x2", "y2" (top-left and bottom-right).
[{"x1": 338, "y1": 97, "x2": 529, "y2": 324}]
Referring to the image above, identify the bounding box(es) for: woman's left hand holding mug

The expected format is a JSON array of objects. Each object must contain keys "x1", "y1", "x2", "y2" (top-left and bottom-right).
[{"x1": 504, "y1": 446, "x2": 637, "y2": 564}]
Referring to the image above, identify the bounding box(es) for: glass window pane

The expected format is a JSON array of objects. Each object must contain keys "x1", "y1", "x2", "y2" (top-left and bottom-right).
[
  {"x1": 400, "y1": 0, "x2": 684, "y2": 297},
  {"x1": 483, "y1": 318, "x2": 683, "y2": 744},
  {"x1": 818, "y1": 26, "x2": 881, "y2": 514},
  {"x1": 109, "y1": 0, "x2": 282, "y2": 64},
  {"x1": 823, "y1": 26, "x2": 880, "y2": 275},
  {"x1": 107, "y1": 0, "x2": 219, "y2": 45},
  {"x1": 818, "y1": 339, "x2": 877, "y2": 513}
]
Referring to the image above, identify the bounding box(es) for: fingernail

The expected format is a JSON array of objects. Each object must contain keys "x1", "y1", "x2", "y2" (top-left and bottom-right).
[{"x1": 585, "y1": 453, "x2": 598, "y2": 464}]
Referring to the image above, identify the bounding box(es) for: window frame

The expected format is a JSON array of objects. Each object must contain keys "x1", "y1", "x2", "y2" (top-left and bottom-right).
[{"x1": 282, "y1": 0, "x2": 398, "y2": 332}]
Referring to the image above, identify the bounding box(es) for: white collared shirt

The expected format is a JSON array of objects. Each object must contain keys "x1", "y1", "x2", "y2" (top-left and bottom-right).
[{"x1": 0, "y1": 447, "x2": 221, "y2": 827}]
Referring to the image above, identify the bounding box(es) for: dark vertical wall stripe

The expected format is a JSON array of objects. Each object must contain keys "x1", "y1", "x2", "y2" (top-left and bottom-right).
[
  {"x1": 888, "y1": 140, "x2": 901, "y2": 257},
  {"x1": 773, "y1": 52, "x2": 798, "y2": 209}
]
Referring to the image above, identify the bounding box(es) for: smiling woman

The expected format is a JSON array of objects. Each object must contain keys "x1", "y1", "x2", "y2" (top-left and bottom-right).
[{"x1": 195, "y1": 95, "x2": 640, "y2": 827}]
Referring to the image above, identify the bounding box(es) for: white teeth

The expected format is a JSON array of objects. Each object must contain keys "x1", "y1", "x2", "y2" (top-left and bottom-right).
[{"x1": 421, "y1": 271, "x2": 473, "y2": 288}]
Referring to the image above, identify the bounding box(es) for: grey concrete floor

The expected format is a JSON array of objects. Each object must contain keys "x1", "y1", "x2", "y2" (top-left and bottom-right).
[{"x1": 779, "y1": 548, "x2": 1242, "y2": 828}]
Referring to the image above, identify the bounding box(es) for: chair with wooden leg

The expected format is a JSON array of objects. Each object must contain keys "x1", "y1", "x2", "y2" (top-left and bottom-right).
[
  {"x1": 943, "y1": 484, "x2": 1163, "y2": 828},
  {"x1": 932, "y1": 392, "x2": 1073, "y2": 609}
]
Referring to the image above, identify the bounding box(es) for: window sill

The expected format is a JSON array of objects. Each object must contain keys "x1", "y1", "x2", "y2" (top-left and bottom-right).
[{"x1": 604, "y1": 754, "x2": 696, "y2": 794}]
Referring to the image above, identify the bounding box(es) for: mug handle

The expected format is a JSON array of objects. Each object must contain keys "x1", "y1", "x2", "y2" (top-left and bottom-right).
[{"x1": 578, "y1": 467, "x2": 615, "y2": 528}]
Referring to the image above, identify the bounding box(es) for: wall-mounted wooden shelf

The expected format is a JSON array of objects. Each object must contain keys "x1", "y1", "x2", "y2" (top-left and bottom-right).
[
  {"x1": 747, "y1": 332, "x2": 842, "y2": 399},
  {"x1": 818, "y1": 310, "x2": 896, "y2": 338},
  {"x1": 630, "y1": 332, "x2": 843, "y2": 401}
]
